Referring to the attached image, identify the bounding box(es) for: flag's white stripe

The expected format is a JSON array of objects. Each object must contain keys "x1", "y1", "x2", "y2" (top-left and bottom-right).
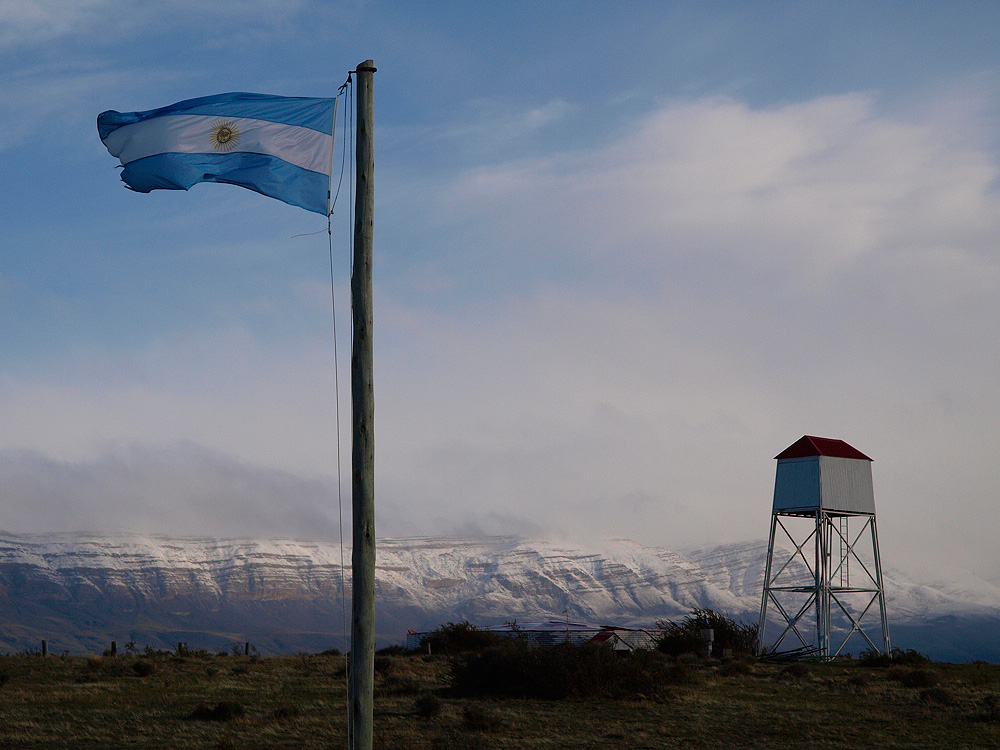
[{"x1": 103, "y1": 114, "x2": 332, "y2": 176}]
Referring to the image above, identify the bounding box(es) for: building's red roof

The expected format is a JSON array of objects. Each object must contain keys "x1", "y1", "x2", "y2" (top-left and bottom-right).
[
  {"x1": 589, "y1": 631, "x2": 616, "y2": 644},
  {"x1": 774, "y1": 435, "x2": 872, "y2": 461}
]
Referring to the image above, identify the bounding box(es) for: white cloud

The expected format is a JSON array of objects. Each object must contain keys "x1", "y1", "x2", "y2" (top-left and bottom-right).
[
  {"x1": 435, "y1": 94, "x2": 999, "y2": 284},
  {"x1": 0, "y1": 0, "x2": 316, "y2": 48},
  {"x1": 378, "y1": 91, "x2": 1000, "y2": 573},
  {"x1": 0, "y1": 444, "x2": 338, "y2": 538},
  {"x1": 2, "y1": 89, "x2": 999, "y2": 580}
]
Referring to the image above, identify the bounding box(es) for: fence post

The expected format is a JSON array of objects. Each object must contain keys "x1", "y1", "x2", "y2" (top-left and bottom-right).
[
  {"x1": 700, "y1": 629, "x2": 714, "y2": 658},
  {"x1": 41, "y1": 640, "x2": 47, "y2": 657}
]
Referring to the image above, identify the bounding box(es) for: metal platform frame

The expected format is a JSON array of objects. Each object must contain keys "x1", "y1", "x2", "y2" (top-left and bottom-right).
[{"x1": 758, "y1": 508, "x2": 890, "y2": 659}]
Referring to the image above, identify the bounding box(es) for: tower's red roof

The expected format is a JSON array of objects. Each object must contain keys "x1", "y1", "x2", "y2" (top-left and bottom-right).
[{"x1": 774, "y1": 435, "x2": 872, "y2": 461}]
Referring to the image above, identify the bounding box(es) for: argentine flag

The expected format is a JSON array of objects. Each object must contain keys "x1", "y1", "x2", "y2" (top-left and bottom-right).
[{"x1": 98, "y1": 92, "x2": 337, "y2": 215}]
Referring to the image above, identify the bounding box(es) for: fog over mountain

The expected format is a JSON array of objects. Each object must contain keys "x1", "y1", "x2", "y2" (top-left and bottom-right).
[{"x1": 0, "y1": 532, "x2": 996, "y2": 663}]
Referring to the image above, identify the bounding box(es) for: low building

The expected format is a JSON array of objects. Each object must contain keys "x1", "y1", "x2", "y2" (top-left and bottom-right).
[{"x1": 406, "y1": 620, "x2": 661, "y2": 652}]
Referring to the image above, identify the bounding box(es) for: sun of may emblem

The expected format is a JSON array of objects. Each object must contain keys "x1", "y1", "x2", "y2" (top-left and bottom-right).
[{"x1": 209, "y1": 119, "x2": 241, "y2": 151}]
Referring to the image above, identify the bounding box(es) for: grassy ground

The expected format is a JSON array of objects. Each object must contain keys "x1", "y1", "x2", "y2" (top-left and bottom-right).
[{"x1": 0, "y1": 651, "x2": 997, "y2": 749}]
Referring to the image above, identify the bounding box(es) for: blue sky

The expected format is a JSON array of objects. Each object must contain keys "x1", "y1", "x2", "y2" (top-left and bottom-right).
[{"x1": 1, "y1": 1, "x2": 999, "y2": 580}]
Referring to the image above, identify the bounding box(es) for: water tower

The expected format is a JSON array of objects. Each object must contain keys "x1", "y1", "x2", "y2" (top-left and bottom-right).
[{"x1": 757, "y1": 436, "x2": 890, "y2": 659}]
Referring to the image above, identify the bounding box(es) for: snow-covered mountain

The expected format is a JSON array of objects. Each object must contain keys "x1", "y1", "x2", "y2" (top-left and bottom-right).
[{"x1": 0, "y1": 532, "x2": 997, "y2": 661}]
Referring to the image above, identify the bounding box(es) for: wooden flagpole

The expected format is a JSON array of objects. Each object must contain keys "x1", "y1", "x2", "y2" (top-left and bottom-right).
[{"x1": 349, "y1": 58, "x2": 376, "y2": 750}]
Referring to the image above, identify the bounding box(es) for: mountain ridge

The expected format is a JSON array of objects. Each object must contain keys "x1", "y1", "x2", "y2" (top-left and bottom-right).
[{"x1": 0, "y1": 531, "x2": 996, "y2": 661}]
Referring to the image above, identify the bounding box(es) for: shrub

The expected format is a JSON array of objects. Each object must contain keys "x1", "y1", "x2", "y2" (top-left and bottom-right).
[
  {"x1": 901, "y1": 669, "x2": 940, "y2": 689},
  {"x1": 656, "y1": 609, "x2": 758, "y2": 657},
  {"x1": 450, "y1": 640, "x2": 683, "y2": 700},
  {"x1": 886, "y1": 665, "x2": 910, "y2": 682},
  {"x1": 717, "y1": 660, "x2": 754, "y2": 677},
  {"x1": 859, "y1": 647, "x2": 929, "y2": 667},
  {"x1": 847, "y1": 672, "x2": 871, "y2": 689},
  {"x1": 421, "y1": 621, "x2": 500, "y2": 655},
  {"x1": 656, "y1": 624, "x2": 705, "y2": 657},
  {"x1": 378, "y1": 673, "x2": 422, "y2": 696},
  {"x1": 462, "y1": 704, "x2": 502, "y2": 733},
  {"x1": 920, "y1": 687, "x2": 953, "y2": 706},
  {"x1": 213, "y1": 701, "x2": 246, "y2": 721},
  {"x1": 966, "y1": 664, "x2": 995, "y2": 687},
  {"x1": 414, "y1": 693, "x2": 443, "y2": 719},
  {"x1": 662, "y1": 661, "x2": 702, "y2": 686},
  {"x1": 271, "y1": 705, "x2": 301, "y2": 721},
  {"x1": 376, "y1": 645, "x2": 409, "y2": 657},
  {"x1": 188, "y1": 701, "x2": 245, "y2": 722},
  {"x1": 976, "y1": 694, "x2": 1000, "y2": 722},
  {"x1": 189, "y1": 703, "x2": 217, "y2": 721},
  {"x1": 133, "y1": 660, "x2": 155, "y2": 677},
  {"x1": 373, "y1": 655, "x2": 396, "y2": 674},
  {"x1": 779, "y1": 663, "x2": 811, "y2": 680},
  {"x1": 893, "y1": 649, "x2": 930, "y2": 666}
]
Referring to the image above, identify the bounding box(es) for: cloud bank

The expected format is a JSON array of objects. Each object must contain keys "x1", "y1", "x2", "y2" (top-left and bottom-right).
[{"x1": 1, "y1": 90, "x2": 998, "y2": 580}]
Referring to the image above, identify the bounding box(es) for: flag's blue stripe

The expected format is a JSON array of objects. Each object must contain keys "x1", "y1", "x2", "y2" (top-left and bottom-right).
[
  {"x1": 119, "y1": 152, "x2": 330, "y2": 215},
  {"x1": 98, "y1": 92, "x2": 336, "y2": 140}
]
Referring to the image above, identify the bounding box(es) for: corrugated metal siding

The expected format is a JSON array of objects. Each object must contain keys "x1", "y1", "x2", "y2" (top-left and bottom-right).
[
  {"x1": 818, "y1": 456, "x2": 875, "y2": 513},
  {"x1": 773, "y1": 455, "x2": 875, "y2": 513},
  {"x1": 773, "y1": 457, "x2": 821, "y2": 511}
]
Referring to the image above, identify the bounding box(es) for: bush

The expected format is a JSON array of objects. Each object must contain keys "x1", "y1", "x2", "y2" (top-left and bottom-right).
[
  {"x1": 656, "y1": 609, "x2": 758, "y2": 657},
  {"x1": 414, "y1": 693, "x2": 442, "y2": 719},
  {"x1": 271, "y1": 705, "x2": 301, "y2": 721},
  {"x1": 450, "y1": 640, "x2": 685, "y2": 700},
  {"x1": 132, "y1": 660, "x2": 155, "y2": 677},
  {"x1": 779, "y1": 663, "x2": 810, "y2": 680},
  {"x1": 662, "y1": 660, "x2": 702, "y2": 687},
  {"x1": 846, "y1": 672, "x2": 871, "y2": 689},
  {"x1": 859, "y1": 647, "x2": 929, "y2": 667},
  {"x1": 462, "y1": 704, "x2": 502, "y2": 732},
  {"x1": 901, "y1": 669, "x2": 940, "y2": 689},
  {"x1": 378, "y1": 673, "x2": 422, "y2": 696},
  {"x1": 717, "y1": 660, "x2": 754, "y2": 677},
  {"x1": 975, "y1": 694, "x2": 1000, "y2": 722},
  {"x1": 421, "y1": 621, "x2": 500, "y2": 655},
  {"x1": 373, "y1": 655, "x2": 395, "y2": 674},
  {"x1": 886, "y1": 666, "x2": 910, "y2": 682},
  {"x1": 188, "y1": 701, "x2": 245, "y2": 722},
  {"x1": 920, "y1": 687, "x2": 953, "y2": 706},
  {"x1": 656, "y1": 624, "x2": 705, "y2": 657}
]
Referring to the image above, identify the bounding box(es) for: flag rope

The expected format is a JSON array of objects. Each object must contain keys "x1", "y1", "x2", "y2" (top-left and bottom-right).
[
  {"x1": 323, "y1": 76, "x2": 353, "y2": 661},
  {"x1": 318, "y1": 76, "x2": 353, "y2": 748},
  {"x1": 336, "y1": 72, "x2": 355, "y2": 750}
]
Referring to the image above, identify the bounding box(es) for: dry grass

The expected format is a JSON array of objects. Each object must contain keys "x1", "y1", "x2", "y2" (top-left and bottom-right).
[{"x1": 0, "y1": 652, "x2": 996, "y2": 749}]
